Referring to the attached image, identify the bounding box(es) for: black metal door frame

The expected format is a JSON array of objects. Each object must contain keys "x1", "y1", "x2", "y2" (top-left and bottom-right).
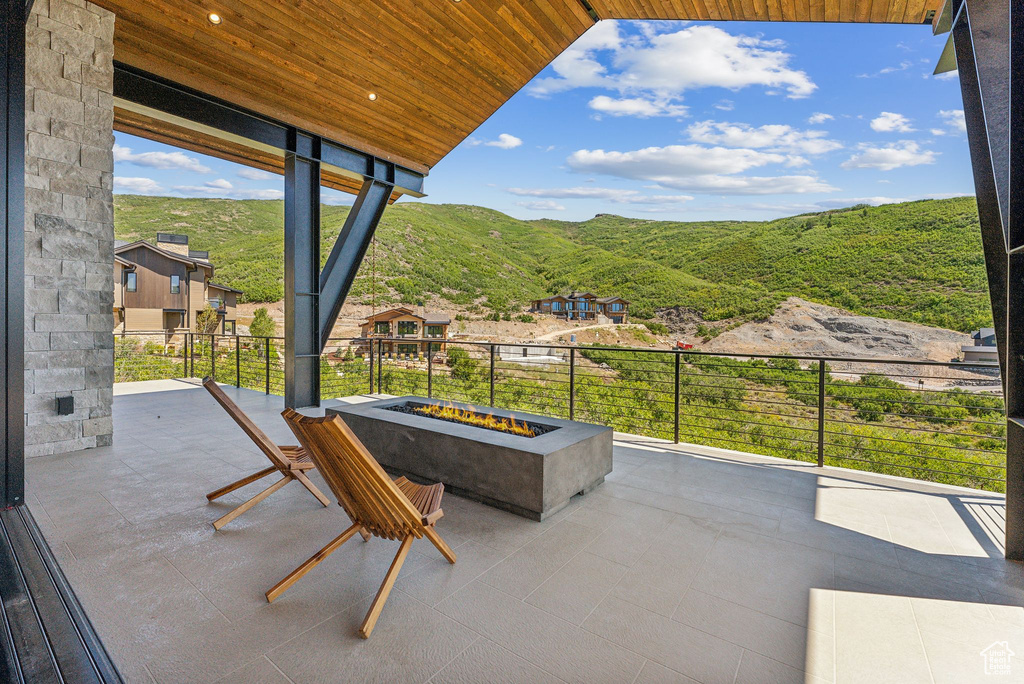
[{"x1": 2, "y1": 0, "x2": 26, "y2": 510}]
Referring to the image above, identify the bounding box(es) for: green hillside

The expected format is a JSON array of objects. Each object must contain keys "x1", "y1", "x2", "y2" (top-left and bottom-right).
[{"x1": 113, "y1": 195, "x2": 990, "y2": 332}]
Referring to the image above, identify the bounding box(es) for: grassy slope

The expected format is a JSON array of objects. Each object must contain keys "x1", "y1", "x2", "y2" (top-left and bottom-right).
[{"x1": 113, "y1": 195, "x2": 989, "y2": 332}]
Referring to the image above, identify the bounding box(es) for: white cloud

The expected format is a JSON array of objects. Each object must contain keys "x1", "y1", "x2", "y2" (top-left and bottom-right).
[
  {"x1": 528, "y1": 23, "x2": 815, "y2": 105},
  {"x1": 858, "y1": 60, "x2": 912, "y2": 78},
  {"x1": 567, "y1": 144, "x2": 836, "y2": 195},
  {"x1": 114, "y1": 177, "x2": 163, "y2": 194},
  {"x1": 588, "y1": 95, "x2": 688, "y2": 118},
  {"x1": 113, "y1": 143, "x2": 211, "y2": 173},
  {"x1": 870, "y1": 112, "x2": 915, "y2": 133},
  {"x1": 938, "y1": 109, "x2": 966, "y2": 133},
  {"x1": 686, "y1": 120, "x2": 843, "y2": 156},
  {"x1": 840, "y1": 141, "x2": 937, "y2": 171},
  {"x1": 471, "y1": 133, "x2": 523, "y2": 149},
  {"x1": 237, "y1": 168, "x2": 275, "y2": 181},
  {"x1": 506, "y1": 186, "x2": 692, "y2": 205},
  {"x1": 528, "y1": 21, "x2": 622, "y2": 97},
  {"x1": 930, "y1": 128, "x2": 947, "y2": 136},
  {"x1": 171, "y1": 185, "x2": 284, "y2": 200},
  {"x1": 934, "y1": 70, "x2": 959, "y2": 81},
  {"x1": 516, "y1": 200, "x2": 565, "y2": 212},
  {"x1": 205, "y1": 178, "x2": 233, "y2": 190},
  {"x1": 808, "y1": 112, "x2": 833, "y2": 124},
  {"x1": 714, "y1": 99, "x2": 735, "y2": 111}
]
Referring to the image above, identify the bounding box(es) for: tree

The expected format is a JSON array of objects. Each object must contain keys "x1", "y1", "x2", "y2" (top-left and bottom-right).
[
  {"x1": 249, "y1": 307, "x2": 276, "y2": 338},
  {"x1": 195, "y1": 305, "x2": 220, "y2": 334}
]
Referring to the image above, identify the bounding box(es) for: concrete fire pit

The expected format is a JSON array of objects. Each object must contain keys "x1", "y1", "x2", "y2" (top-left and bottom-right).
[{"x1": 327, "y1": 396, "x2": 612, "y2": 520}]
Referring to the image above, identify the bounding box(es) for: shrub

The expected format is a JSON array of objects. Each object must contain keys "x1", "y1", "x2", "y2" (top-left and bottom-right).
[
  {"x1": 643, "y1": 321, "x2": 668, "y2": 335},
  {"x1": 516, "y1": 314, "x2": 534, "y2": 323},
  {"x1": 249, "y1": 307, "x2": 276, "y2": 338},
  {"x1": 195, "y1": 305, "x2": 220, "y2": 334}
]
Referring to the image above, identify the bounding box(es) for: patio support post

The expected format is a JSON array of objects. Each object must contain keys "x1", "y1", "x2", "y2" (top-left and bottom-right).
[
  {"x1": 490, "y1": 345, "x2": 496, "y2": 407},
  {"x1": 1, "y1": 0, "x2": 26, "y2": 507},
  {"x1": 284, "y1": 132, "x2": 322, "y2": 408},
  {"x1": 951, "y1": 0, "x2": 1024, "y2": 557}
]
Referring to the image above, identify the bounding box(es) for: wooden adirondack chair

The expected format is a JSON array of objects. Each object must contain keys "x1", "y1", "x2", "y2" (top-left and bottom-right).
[
  {"x1": 268, "y1": 409, "x2": 456, "y2": 638},
  {"x1": 202, "y1": 378, "x2": 330, "y2": 529}
]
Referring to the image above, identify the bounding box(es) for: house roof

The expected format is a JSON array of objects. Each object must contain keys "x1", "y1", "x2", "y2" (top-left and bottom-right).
[
  {"x1": 92, "y1": 0, "x2": 939, "y2": 199},
  {"x1": 115, "y1": 240, "x2": 214, "y2": 272},
  {"x1": 361, "y1": 307, "x2": 451, "y2": 326},
  {"x1": 208, "y1": 282, "x2": 243, "y2": 294},
  {"x1": 114, "y1": 255, "x2": 135, "y2": 268},
  {"x1": 973, "y1": 328, "x2": 996, "y2": 338},
  {"x1": 596, "y1": 297, "x2": 629, "y2": 304},
  {"x1": 362, "y1": 307, "x2": 419, "y2": 324}
]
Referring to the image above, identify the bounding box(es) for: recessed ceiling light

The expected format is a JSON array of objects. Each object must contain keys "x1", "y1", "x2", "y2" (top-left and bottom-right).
[
  {"x1": 207, "y1": 12, "x2": 222, "y2": 25},
  {"x1": 368, "y1": 93, "x2": 378, "y2": 101}
]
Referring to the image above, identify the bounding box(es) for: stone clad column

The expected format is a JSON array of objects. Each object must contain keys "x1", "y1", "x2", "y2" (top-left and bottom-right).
[{"x1": 23, "y1": 0, "x2": 115, "y2": 456}]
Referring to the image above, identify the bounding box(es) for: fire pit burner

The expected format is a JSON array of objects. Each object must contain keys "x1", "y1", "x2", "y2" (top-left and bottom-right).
[{"x1": 383, "y1": 401, "x2": 559, "y2": 438}]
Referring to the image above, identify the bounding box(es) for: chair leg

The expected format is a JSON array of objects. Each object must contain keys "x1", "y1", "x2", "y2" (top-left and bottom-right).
[
  {"x1": 212, "y1": 475, "x2": 291, "y2": 530},
  {"x1": 265, "y1": 523, "x2": 362, "y2": 603},
  {"x1": 206, "y1": 466, "x2": 277, "y2": 501},
  {"x1": 358, "y1": 527, "x2": 371, "y2": 542},
  {"x1": 423, "y1": 526, "x2": 456, "y2": 564},
  {"x1": 359, "y1": 535, "x2": 413, "y2": 639},
  {"x1": 292, "y1": 469, "x2": 331, "y2": 507}
]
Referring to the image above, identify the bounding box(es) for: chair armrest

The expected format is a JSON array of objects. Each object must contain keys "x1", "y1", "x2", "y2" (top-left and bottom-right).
[{"x1": 422, "y1": 509, "x2": 444, "y2": 526}]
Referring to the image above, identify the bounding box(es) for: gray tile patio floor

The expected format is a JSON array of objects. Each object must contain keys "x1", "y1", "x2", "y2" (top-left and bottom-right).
[{"x1": 25, "y1": 381, "x2": 1024, "y2": 683}]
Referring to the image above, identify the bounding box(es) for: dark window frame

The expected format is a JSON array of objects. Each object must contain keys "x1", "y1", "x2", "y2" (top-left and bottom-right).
[
  {"x1": 125, "y1": 272, "x2": 137, "y2": 292},
  {"x1": 170, "y1": 274, "x2": 180, "y2": 294}
]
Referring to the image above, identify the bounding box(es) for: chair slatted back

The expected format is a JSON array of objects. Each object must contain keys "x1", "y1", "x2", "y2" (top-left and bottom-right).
[
  {"x1": 203, "y1": 378, "x2": 291, "y2": 471},
  {"x1": 282, "y1": 409, "x2": 424, "y2": 540}
]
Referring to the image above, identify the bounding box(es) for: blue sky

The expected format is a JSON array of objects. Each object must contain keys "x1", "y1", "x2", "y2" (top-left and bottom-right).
[{"x1": 114, "y1": 20, "x2": 970, "y2": 222}]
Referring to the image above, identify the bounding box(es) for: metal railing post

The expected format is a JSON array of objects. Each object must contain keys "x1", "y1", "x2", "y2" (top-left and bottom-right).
[
  {"x1": 377, "y1": 338, "x2": 383, "y2": 394},
  {"x1": 235, "y1": 337, "x2": 240, "y2": 388},
  {"x1": 189, "y1": 333, "x2": 194, "y2": 377},
  {"x1": 569, "y1": 347, "x2": 576, "y2": 421},
  {"x1": 211, "y1": 335, "x2": 216, "y2": 382},
  {"x1": 427, "y1": 347, "x2": 433, "y2": 398},
  {"x1": 490, "y1": 344, "x2": 496, "y2": 406},
  {"x1": 265, "y1": 337, "x2": 271, "y2": 395},
  {"x1": 674, "y1": 351, "x2": 681, "y2": 444},
  {"x1": 372, "y1": 339, "x2": 380, "y2": 393},
  {"x1": 817, "y1": 359, "x2": 826, "y2": 467},
  {"x1": 183, "y1": 333, "x2": 189, "y2": 378}
]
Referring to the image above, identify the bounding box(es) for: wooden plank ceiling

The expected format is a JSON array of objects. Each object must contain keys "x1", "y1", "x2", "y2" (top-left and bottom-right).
[{"x1": 94, "y1": 0, "x2": 941, "y2": 194}]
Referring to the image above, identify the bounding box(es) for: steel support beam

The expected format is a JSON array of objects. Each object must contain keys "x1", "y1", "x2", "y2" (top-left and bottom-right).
[
  {"x1": 319, "y1": 179, "x2": 393, "y2": 351},
  {"x1": 283, "y1": 133, "x2": 322, "y2": 409},
  {"x1": 2, "y1": 0, "x2": 26, "y2": 508},
  {"x1": 951, "y1": 0, "x2": 1023, "y2": 558},
  {"x1": 112, "y1": 64, "x2": 425, "y2": 195}
]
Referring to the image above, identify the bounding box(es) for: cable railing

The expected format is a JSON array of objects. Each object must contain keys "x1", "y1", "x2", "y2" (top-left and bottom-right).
[{"x1": 112, "y1": 332, "x2": 1006, "y2": 493}]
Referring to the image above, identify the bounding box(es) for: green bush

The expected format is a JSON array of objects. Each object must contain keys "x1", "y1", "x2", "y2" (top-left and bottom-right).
[
  {"x1": 249, "y1": 307, "x2": 276, "y2": 338},
  {"x1": 643, "y1": 321, "x2": 669, "y2": 335}
]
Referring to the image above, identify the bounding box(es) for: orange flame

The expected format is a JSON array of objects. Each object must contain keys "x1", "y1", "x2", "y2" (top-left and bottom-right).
[{"x1": 413, "y1": 402, "x2": 536, "y2": 437}]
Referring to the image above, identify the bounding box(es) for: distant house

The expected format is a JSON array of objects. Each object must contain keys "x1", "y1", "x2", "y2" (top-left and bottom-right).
[
  {"x1": 359, "y1": 307, "x2": 450, "y2": 356},
  {"x1": 963, "y1": 326, "x2": 998, "y2": 364},
  {"x1": 114, "y1": 233, "x2": 241, "y2": 334},
  {"x1": 530, "y1": 292, "x2": 630, "y2": 323}
]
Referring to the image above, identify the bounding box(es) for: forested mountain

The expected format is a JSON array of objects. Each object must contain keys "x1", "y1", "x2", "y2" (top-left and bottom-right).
[{"x1": 113, "y1": 195, "x2": 989, "y2": 331}]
